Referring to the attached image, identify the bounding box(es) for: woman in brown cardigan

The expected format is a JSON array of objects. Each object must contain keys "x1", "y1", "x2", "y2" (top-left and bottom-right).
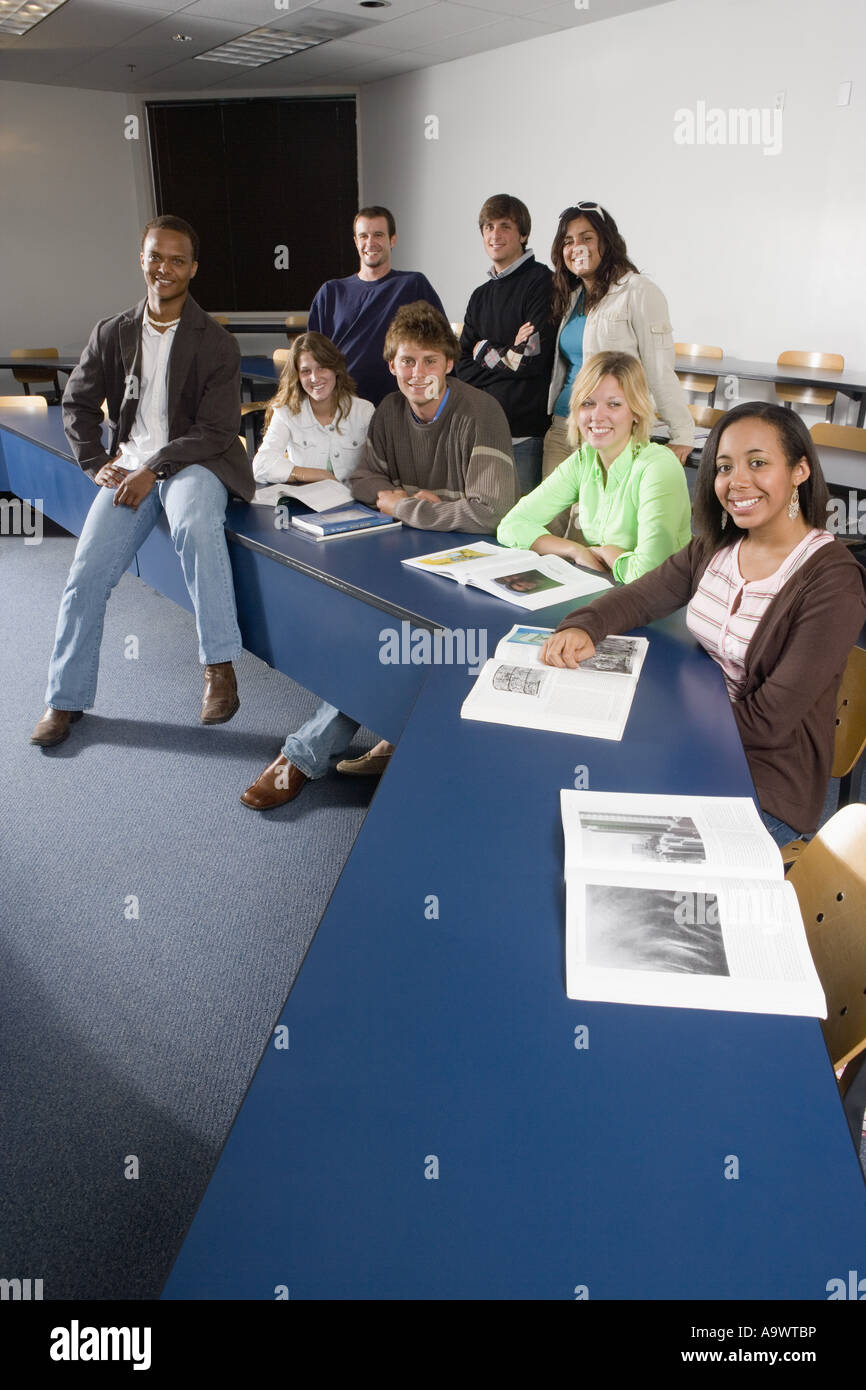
[{"x1": 543, "y1": 402, "x2": 866, "y2": 846}]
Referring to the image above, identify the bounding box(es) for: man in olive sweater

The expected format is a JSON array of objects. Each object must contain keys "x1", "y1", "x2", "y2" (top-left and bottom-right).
[
  {"x1": 350, "y1": 302, "x2": 518, "y2": 531},
  {"x1": 240, "y1": 302, "x2": 518, "y2": 808}
]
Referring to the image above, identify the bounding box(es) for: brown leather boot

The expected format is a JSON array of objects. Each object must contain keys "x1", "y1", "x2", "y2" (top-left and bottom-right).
[
  {"x1": 30, "y1": 708, "x2": 83, "y2": 746},
  {"x1": 201, "y1": 662, "x2": 239, "y2": 724},
  {"x1": 240, "y1": 755, "x2": 308, "y2": 810}
]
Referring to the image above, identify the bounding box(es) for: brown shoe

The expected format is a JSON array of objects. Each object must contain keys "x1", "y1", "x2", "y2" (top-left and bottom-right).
[
  {"x1": 241, "y1": 755, "x2": 309, "y2": 810},
  {"x1": 335, "y1": 749, "x2": 392, "y2": 776},
  {"x1": 201, "y1": 661, "x2": 239, "y2": 724},
  {"x1": 30, "y1": 707, "x2": 83, "y2": 746}
]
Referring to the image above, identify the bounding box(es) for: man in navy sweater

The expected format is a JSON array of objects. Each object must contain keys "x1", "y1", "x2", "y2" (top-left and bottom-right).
[
  {"x1": 455, "y1": 194, "x2": 554, "y2": 494},
  {"x1": 307, "y1": 206, "x2": 445, "y2": 407}
]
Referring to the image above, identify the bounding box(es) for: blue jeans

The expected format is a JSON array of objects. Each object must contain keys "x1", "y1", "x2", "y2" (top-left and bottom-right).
[
  {"x1": 512, "y1": 437, "x2": 544, "y2": 495},
  {"x1": 46, "y1": 466, "x2": 241, "y2": 710},
  {"x1": 282, "y1": 701, "x2": 360, "y2": 779},
  {"x1": 761, "y1": 809, "x2": 808, "y2": 848}
]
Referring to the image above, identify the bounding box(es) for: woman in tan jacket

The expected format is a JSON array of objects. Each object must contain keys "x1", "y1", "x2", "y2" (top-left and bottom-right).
[{"x1": 544, "y1": 203, "x2": 694, "y2": 480}]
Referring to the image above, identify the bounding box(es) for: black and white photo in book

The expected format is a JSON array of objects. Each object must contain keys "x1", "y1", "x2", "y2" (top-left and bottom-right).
[{"x1": 560, "y1": 790, "x2": 826, "y2": 1017}]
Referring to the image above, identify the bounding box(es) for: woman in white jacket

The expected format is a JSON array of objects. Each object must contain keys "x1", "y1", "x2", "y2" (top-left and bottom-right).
[
  {"x1": 252, "y1": 332, "x2": 374, "y2": 486},
  {"x1": 544, "y1": 203, "x2": 693, "y2": 480}
]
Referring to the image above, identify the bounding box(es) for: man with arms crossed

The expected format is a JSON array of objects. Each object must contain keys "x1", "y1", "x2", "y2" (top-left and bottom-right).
[
  {"x1": 240, "y1": 302, "x2": 518, "y2": 807},
  {"x1": 31, "y1": 214, "x2": 254, "y2": 747},
  {"x1": 456, "y1": 194, "x2": 554, "y2": 495},
  {"x1": 308, "y1": 205, "x2": 446, "y2": 407}
]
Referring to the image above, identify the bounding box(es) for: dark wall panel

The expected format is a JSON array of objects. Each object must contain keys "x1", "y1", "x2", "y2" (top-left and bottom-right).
[{"x1": 147, "y1": 97, "x2": 358, "y2": 313}]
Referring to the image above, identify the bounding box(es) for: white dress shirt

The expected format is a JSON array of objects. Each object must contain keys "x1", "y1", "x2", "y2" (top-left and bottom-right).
[
  {"x1": 252, "y1": 395, "x2": 375, "y2": 485},
  {"x1": 118, "y1": 316, "x2": 178, "y2": 471}
]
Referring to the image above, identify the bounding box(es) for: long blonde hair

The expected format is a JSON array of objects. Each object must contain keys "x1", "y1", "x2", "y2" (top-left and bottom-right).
[
  {"x1": 567, "y1": 351, "x2": 654, "y2": 449},
  {"x1": 264, "y1": 332, "x2": 357, "y2": 429}
]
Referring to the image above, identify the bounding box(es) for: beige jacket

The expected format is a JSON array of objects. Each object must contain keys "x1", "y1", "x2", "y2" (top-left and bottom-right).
[{"x1": 547, "y1": 272, "x2": 694, "y2": 448}]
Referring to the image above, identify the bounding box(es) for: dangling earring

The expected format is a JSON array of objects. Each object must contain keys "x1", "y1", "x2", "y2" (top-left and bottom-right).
[
  {"x1": 720, "y1": 509, "x2": 728, "y2": 531},
  {"x1": 788, "y1": 485, "x2": 800, "y2": 521}
]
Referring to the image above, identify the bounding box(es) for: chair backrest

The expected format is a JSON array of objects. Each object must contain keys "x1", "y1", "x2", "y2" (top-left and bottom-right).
[
  {"x1": 285, "y1": 313, "x2": 308, "y2": 330},
  {"x1": 688, "y1": 404, "x2": 725, "y2": 428},
  {"x1": 832, "y1": 645, "x2": 866, "y2": 779},
  {"x1": 210, "y1": 314, "x2": 230, "y2": 327},
  {"x1": 11, "y1": 347, "x2": 60, "y2": 385},
  {"x1": 273, "y1": 348, "x2": 291, "y2": 368},
  {"x1": 811, "y1": 422, "x2": 866, "y2": 454},
  {"x1": 787, "y1": 804, "x2": 866, "y2": 1069},
  {"x1": 674, "y1": 343, "x2": 723, "y2": 361},
  {"x1": 451, "y1": 321, "x2": 464, "y2": 338},
  {"x1": 778, "y1": 349, "x2": 844, "y2": 372}
]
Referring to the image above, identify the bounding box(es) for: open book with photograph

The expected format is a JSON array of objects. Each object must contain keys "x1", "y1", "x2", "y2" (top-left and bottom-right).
[
  {"x1": 251, "y1": 478, "x2": 353, "y2": 510},
  {"x1": 401, "y1": 542, "x2": 611, "y2": 610},
  {"x1": 460, "y1": 625, "x2": 647, "y2": 741},
  {"x1": 561, "y1": 789, "x2": 825, "y2": 1018}
]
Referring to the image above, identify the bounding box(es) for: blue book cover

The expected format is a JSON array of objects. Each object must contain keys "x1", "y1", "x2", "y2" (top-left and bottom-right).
[{"x1": 292, "y1": 503, "x2": 401, "y2": 538}]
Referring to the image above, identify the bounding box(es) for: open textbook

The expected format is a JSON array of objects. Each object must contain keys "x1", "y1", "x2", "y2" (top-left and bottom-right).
[
  {"x1": 401, "y1": 541, "x2": 611, "y2": 610},
  {"x1": 560, "y1": 790, "x2": 825, "y2": 1018},
  {"x1": 251, "y1": 478, "x2": 353, "y2": 510},
  {"x1": 461, "y1": 625, "x2": 647, "y2": 741}
]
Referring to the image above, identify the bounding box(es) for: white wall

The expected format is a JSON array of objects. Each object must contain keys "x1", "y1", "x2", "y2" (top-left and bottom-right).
[
  {"x1": 358, "y1": 0, "x2": 866, "y2": 379},
  {"x1": 0, "y1": 79, "x2": 146, "y2": 369},
  {"x1": 0, "y1": 78, "x2": 361, "y2": 385}
]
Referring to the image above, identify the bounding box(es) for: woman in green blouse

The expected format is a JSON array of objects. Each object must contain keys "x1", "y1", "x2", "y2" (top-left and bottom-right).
[{"x1": 498, "y1": 350, "x2": 691, "y2": 584}]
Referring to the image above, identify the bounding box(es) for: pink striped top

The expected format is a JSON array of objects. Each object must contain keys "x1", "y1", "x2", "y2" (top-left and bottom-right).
[{"x1": 686, "y1": 529, "x2": 834, "y2": 697}]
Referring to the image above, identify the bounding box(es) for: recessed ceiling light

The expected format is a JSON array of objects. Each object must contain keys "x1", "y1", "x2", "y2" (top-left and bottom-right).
[
  {"x1": 0, "y1": 0, "x2": 66, "y2": 35},
  {"x1": 195, "y1": 28, "x2": 325, "y2": 68}
]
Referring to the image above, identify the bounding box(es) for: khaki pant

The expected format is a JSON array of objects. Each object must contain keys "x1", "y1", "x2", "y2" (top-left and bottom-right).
[{"x1": 541, "y1": 414, "x2": 579, "y2": 538}]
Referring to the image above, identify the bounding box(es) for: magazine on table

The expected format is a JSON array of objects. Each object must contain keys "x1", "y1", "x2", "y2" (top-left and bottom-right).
[
  {"x1": 251, "y1": 478, "x2": 353, "y2": 511},
  {"x1": 560, "y1": 789, "x2": 825, "y2": 1018},
  {"x1": 401, "y1": 542, "x2": 611, "y2": 610},
  {"x1": 460, "y1": 624, "x2": 647, "y2": 741}
]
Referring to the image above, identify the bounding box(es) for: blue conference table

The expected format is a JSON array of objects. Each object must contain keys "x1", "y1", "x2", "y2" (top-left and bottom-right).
[
  {"x1": 162, "y1": 640, "x2": 866, "y2": 1300},
  {"x1": 3, "y1": 406, "x2": 865, "y2": 1299}
]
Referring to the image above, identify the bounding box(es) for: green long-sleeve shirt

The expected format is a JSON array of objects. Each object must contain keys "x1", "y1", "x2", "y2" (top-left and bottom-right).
[{"x1": 497, "y1": 439, "x2": 691, "y2": 583}]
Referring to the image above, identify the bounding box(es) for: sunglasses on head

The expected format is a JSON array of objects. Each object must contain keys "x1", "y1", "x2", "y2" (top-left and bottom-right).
[{"x1": 560, "y1": 202, "x2": 605, "y2": 221}]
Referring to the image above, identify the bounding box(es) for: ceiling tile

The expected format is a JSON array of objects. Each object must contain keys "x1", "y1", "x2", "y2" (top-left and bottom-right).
[
  {"x1": 7, "y1": 0, "x2": 173, "y2": 52},
  {"x1": 58, "y1": 14, "x2": 254, "y2": 84},
  {"x1": 461, "y1": 0, "x2": 576, "y2": 14},
  {"x1": 349, "y1": 2, "x2": 500, "y2": 51},
  {"x1": 179, "y1": 0, "x2": 320, "y2": 21},
  {"x1": 412, "y1": 12, "x2": 561, "y2": 60},
  {"x1": 296, "y1": 0, "x2": 436, "y2": 18}
]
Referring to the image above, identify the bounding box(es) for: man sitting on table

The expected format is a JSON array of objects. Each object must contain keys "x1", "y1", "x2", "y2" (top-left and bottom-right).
[
  {"x1": 240, "y1": 302, "x2": 518, "y2": 809},
  {"x1": 30, "y1": 215, "x2": 254, "y2": 748},
  {"x1": 307, "y1": 205, "x2": 445, "y2": 407}
]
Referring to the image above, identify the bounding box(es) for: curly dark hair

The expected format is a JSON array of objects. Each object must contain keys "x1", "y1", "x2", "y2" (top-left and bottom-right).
[{"x1": 550, "y1": 204, "x2": 637, "y2": 319}]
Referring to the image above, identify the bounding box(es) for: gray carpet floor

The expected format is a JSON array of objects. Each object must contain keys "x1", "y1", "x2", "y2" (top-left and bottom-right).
[{"x1": 0, "y1": 526, "x2": 376, "y2": 1298}]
